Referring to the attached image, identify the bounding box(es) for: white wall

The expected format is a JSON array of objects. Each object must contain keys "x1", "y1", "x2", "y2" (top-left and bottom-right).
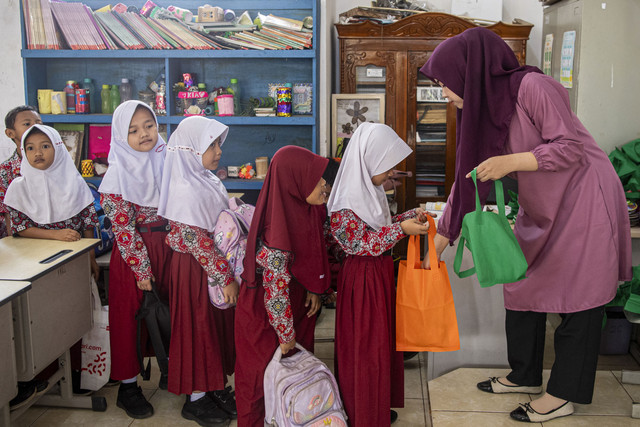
[{"x1": 0, "y1": 0, "x2": 26, "y2": 155}]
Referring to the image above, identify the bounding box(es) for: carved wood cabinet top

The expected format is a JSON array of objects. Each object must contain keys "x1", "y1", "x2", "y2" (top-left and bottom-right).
[{"x1": 336, "y1": 12, "x2": 533, "y2": 41}]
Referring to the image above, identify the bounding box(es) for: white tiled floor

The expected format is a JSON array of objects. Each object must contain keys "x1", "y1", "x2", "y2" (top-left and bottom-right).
[{"x1": 12, "y1": 309, "x2": 640, "y2": 426}]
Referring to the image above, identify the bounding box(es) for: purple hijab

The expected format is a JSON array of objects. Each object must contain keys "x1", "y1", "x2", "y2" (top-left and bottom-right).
[{"x1": 419, "y1": 27, "x2": 541, "y2": 240}]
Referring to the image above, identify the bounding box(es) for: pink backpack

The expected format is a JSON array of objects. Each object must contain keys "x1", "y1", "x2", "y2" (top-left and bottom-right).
[
  {"x1": 264, "y1": 344, "x2": 347, "y2": 426},
  {"x1": 208, "y1": 197, "x2": 255, "y2": 309}
]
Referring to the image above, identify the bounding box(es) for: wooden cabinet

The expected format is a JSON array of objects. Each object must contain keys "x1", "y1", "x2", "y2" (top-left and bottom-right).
[{"x1": 336, "y1": 13, "x2": 532, "y2": 212}]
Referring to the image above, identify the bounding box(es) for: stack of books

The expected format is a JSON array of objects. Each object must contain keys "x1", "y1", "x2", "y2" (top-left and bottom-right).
[
  {"x1": 22, "y1": 0, "x2": 313, "y2": 51},
  {"x1": 22, "y1": 0, "x2": 61, "y2": 49},
  {"x1": 254, "y1": 107, "x2": 276, "y2": 117}
]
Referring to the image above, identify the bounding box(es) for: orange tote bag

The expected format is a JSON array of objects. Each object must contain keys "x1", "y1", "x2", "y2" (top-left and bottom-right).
[{"x1": 396, "y1": 216, "x2": 460, "y2": 352}]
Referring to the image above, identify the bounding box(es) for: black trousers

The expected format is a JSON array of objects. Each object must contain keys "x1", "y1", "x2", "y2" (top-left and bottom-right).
[{"x1": 504, "y1": 305, "x2": 604, "y2": 404}]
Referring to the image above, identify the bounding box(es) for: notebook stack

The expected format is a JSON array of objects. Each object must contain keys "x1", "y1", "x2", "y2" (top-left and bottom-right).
[{"x1": 22, "y1": 0, "x2": 314, "y2": 51}]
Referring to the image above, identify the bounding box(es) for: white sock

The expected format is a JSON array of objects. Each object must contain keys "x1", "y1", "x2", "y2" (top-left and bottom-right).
[
  {"x1": 190, "y1": 391, "x2": 206, "y2": 402},
  {"x1": 122, "y1": 377, "x2": 137, "y2": 384}
]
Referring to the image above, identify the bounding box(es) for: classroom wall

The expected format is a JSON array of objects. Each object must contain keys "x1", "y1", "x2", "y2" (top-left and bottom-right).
[{"x1": 0, "y1": 0, "x2": 26, "y2": 156}]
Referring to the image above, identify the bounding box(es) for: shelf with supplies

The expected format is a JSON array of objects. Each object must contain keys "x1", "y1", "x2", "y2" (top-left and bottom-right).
[
  {"x1": 37, "y1": 114, "x2": 316, "y2": 126},
  {"x1": 20, "y1": 0, "x2": 320, "y2": 191}
]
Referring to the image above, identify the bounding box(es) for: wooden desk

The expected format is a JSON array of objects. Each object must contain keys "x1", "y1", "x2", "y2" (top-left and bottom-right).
[
  {"x1": 0, "y1": 237, "x2": 107, "y2": 420},
  {"x1": 0, "y1": 281, "x2": 31, "y2": 426}
]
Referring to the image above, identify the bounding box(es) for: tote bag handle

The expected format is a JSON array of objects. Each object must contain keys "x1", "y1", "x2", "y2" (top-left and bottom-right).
[
  {"x1": 407, "y1": 215, "x2": 439, "y2": 271},
  {"x1": 453, "y1": 169, "x2": 506, "y2": 278}
]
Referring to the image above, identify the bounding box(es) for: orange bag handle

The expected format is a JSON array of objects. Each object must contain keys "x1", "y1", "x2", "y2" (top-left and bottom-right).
[{"x1": 407, "y1": 215, "x2": 439, "y2": 271}]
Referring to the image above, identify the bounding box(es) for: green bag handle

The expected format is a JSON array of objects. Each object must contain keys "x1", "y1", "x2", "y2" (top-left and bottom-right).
[{"x1": 453, "y1": 169, "x2": 505, "y2": 278}]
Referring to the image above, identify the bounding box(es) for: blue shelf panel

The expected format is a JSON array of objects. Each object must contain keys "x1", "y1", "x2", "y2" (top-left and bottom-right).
[
  {"x1": 39, "y1": 114, "x2": 314, "y2": 126},
  {"x1": 167, "y1": 116, "x2": 315, "y2": 125},
  {"x1": 221, "y1": 179, "x2": 264, "y2": 190},
  {"x1": 39, "y1": 114, "x2": 170, "y2": 125},
  {"x1": 85, "y1": 176, "x2": 263, "y2": 191},
  {"x1": 22, "y1": 49, "x2": 316, "y2": 59},
  {"x1": 84, "y1": 176, "x2": 264, "y2": 191}
]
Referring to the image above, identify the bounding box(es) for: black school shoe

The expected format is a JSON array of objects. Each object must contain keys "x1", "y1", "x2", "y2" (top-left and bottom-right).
[
  {"x1": 209, "y1": 386, "x2": 237, "y2": 419},
  {"x1": 159, "y1": 372, "x2": 168, "y2": 390},
  {"x1": 9, "y1": 381, "x2": 37, "y2": 410},
  {"x1": 182, "y1": 394, "x2": 230, "y2": 427},
  {"x1": 116, "y1": 382, "x2": 154, "y2": 419}
]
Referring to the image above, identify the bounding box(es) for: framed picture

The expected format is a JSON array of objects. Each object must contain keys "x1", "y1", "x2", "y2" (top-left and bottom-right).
[
  {"x1": 58, "y1": 130, "x2": 84, "y2": 170},
  {"x1": 416, "y1": 86, "x2": 446, "y2": 103},
  {"x1": 332, "y1": 93, "x2": 385, "y2": 157}
]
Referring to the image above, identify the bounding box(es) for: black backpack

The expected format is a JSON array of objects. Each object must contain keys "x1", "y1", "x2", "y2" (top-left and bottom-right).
[{"x1": 135, "y1": 281, "x2": 170, "y2": 388}]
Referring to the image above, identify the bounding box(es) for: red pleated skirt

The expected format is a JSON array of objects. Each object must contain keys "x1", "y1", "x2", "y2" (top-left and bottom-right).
[
  {"x1": 234, "y1": 278, "x2": 316, "y2": 427},
  {"x1": 108, "y1": 221, "x2": 172, "y2": 380},
  {"x1": 168, "y1": 251, "x2": 235, "y2": 395},
  {"x1": 335, "y1": 254, "x2": 404, "y2": 427}
]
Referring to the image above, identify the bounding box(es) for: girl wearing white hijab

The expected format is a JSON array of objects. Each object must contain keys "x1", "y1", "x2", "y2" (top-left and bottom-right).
[
  {"x1": 99, "y1": 100, "x2": 171, "y2": 420},
  {"x1": 157, "y1": 116, "x2": 235, "y2": 424},
  {"x1": 326, "y1": 122, "x2": 429, "y2": 426},
  {"x1": 5, "y1": 124, "x2": 99, "y2": 278}
]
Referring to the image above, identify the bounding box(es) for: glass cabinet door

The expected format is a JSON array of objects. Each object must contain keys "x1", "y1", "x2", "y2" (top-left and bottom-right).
[
  {"x1": 355, "y1": 65, "x2": 386, "y2": 94},
  {"x1": 415, "y1": 77, "x2": 448, "y2": 201},
  {"x1": 408, "y1": 52, "x2": 456, "y2": 207}
]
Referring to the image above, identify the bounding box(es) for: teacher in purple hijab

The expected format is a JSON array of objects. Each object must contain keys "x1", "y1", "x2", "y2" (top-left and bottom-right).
[{"x1": 420, "y1": 27, "x2": 631, "y2": 423}]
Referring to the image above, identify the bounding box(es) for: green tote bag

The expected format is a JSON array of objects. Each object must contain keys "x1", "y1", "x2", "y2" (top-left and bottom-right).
[{"x1": 453, "y1": 169, "x2": 528, "y2": 287}]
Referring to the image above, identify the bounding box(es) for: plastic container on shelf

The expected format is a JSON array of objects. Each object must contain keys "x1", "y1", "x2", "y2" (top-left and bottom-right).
[
  {"x1": 155, "y1": 82, "x2": 166, "y2": 115},
  {"x1": 119, "y1": 78, "x2": 133, "y2": 102},
  {"x1": 101, "y1": 84, "x2": 111, "y2": 114},
  {"x1": 196, "y1": 83, "x2": 208, "y2": 110},
  {"x1": 217, "y1": 94, "x2": 234, "y2": 116},
  {"x1": 229, "y1": 78, "x2": 240, "y2": 115},
  {"x1": 110, "y1": 84, "x2": 121, "y2": 112},
  {"x1": 82, "y1": 78, "x2": 96, "y2": 113},
  {"x1": 276, "y1": 84, "x2": 292, "y2": 117},
  {"x1": 139, "y1": 90, "x2": 154, "y2": 109},
  {"x1": 64, "y1": 80, "x2": 76, "y2": 114}
]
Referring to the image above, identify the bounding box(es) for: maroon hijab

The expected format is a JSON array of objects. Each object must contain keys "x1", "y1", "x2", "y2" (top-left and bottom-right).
[
  {"x1": 420, "y1": 27, "x2": 542, "y2": 240},
  {"x1": 242, "y1": 146, "x2": 331, "y2": 294}
]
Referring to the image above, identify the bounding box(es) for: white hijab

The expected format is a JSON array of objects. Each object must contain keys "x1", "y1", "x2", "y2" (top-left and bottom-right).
[
  {"x1": 99, "y1": 100, "x2": 166, "y2": 207},
  {"x1": 157, "y1": 116, "x2": 230, "y2": 232},
  {"x1": 4, "y1": 125, "x2": 93, "y2": 224},
  {"x1": 327, "y1": 122, "x2": 412, "y2": 230}
]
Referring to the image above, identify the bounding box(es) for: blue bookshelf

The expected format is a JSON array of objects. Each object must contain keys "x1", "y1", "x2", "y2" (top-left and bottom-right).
[{"x1": 20, "y1": 0, "x2": 319, "y2": 191}]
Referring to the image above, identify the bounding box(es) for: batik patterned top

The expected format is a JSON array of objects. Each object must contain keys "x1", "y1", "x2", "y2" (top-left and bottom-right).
[
  {"x1": 257, "y1": 245, "x2": 295, "y2": 344},
  {"x1": 166, "y1": 220, "x2": 233, "y2": 287},
  {"x1": 0, "y1": 150, "x2": 20, "y2": 238},
  {"x1": 258, "y1": 217, "x2": 343, "y2": 344},
  {"x1": 8, "y1": 203, "x2": 98, "y2": 235},
  {"x1": 101, "y1": 193, "x2": 163, "y2": 281},
  {"x1": 330, "y1": 208, "x2": 417, "y2": 256}
]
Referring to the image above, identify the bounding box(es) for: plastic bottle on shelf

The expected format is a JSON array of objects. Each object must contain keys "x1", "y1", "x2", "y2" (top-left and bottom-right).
[
  {"x1": 119, "y1": 78, "x2": 133, "y2": 102},
  {"x1": 229, "y1": 78, "x2": 240, "y2": 115},
  {"x1": 64, "y1": 80, "x2": 76, "y2": 114},
  {"x1": 82, "y1": 78, "x2": 96, "y2": 113},
  {"x1": 155, "y1": 81, "x2": 166, "y2": 115},
  {"x1": 101, "y1": 84, "x2": 111, "y2": 114},
  {"x1": 110, "y1": 84, "x2": 121, "y2": 112}
]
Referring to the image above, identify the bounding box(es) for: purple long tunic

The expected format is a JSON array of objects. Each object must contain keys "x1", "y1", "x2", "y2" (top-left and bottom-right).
[{"x1": 438, "y1": 73, "x2": 632, "y2": 313}]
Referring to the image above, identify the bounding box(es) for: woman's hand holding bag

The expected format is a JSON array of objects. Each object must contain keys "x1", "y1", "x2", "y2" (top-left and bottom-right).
[{"x1": 453, "y1": 169, "x2": 528, "y2": 287}]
